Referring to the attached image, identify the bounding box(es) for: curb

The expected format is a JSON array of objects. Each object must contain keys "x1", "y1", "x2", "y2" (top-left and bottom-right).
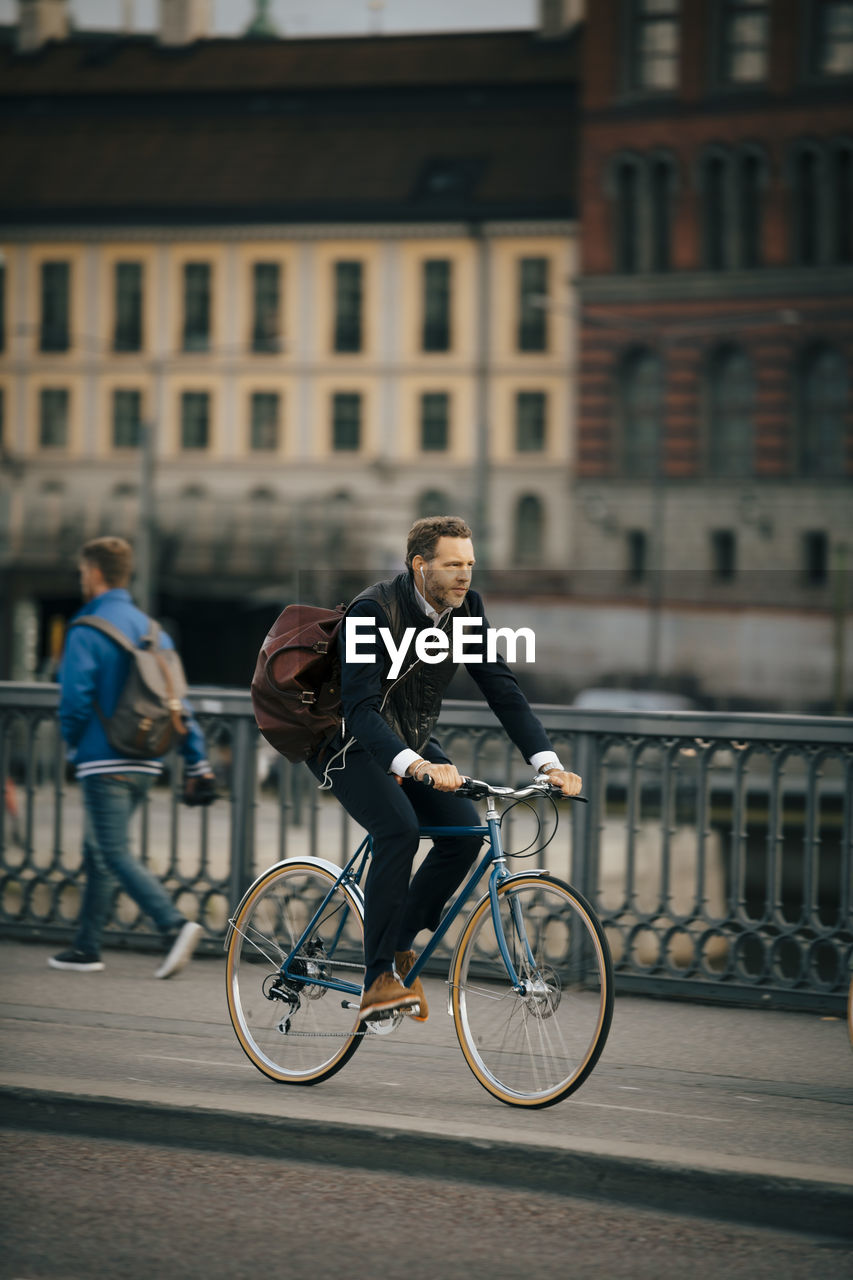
[{"x1": 2, "y1": 1086, "x2": 852, "y2": 1240}]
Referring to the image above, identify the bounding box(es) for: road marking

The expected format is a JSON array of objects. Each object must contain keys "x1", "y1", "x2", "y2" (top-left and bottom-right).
[
  {"x1": 142, "y1": 1054, "x2": 241, "y2": 1068},
  {"x1": 573, "y1": 1101, "x2": 735, "y2": 1123},
  {"x1": 735, "y1": 1095, "x2": 763, "y2": 1102},
  {"x1": 618, "y1": 1086, "x2": 643, "y2": 1091}
]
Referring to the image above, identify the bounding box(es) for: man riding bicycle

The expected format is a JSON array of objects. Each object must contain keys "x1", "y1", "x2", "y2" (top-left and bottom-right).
[{"x1": 305, "y1": 515, "x2": 582, "y2": 1021}]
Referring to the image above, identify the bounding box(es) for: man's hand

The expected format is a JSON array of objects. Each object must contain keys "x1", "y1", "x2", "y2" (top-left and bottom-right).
[
  {"x1": 182, "y1": 773, "x2": 218, "y2": 807},
  {"x1": 406, "y1": 761, "x2": 465, "y2": 792},
  {"x1": 540, "y1": 769, "x2": 583, "y2": 797}
]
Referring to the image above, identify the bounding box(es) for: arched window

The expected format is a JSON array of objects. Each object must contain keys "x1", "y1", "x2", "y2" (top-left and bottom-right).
[
  {"x1": 701, "y1": 151, "x2": 729, "y2": 269},
  {"x1": 793, "y1": 145, "x2": 822, "y2": 265},
  {"x1": 417, "y1": 489, "x2": 450, "y2": 518},
  {"x1": 708, "y1": 346, "x2": 754, "y2": 478},
  {"x1": 798, "y1": 344, "x2": 848, "y2": 477},
  {"x1": 737, "y1": 150, "x2": 763, "y2": 267},
  {"x1": 831, "y1": 141, "x2": 853, "y2": 262},
  {"x1": 619, "y1": 348, "x2": 662, "y2": 477},
  {"x1": 650, "y1": 156, "x2": 674, "y2": 272},
  {"x1": 615, "y1": 159, "x2": 641, "y2": 273},
  {"x1": 514, "y1": 495, "x2": 544, "y2": 564}
]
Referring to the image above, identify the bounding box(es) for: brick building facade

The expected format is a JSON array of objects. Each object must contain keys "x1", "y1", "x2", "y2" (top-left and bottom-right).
[{"x1": 575, "y1": 0, "x2": 852, "y2": 615}]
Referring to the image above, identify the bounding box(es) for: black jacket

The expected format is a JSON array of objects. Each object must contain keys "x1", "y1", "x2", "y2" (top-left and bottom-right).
[{"x1": 339, "y1": 572, "x2": 552, "y2": 772}]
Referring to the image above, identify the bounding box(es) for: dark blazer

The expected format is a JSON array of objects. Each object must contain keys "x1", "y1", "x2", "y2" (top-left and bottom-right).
[{"x1": 339, "y1": 575, "x2": 553, "y2": 773}]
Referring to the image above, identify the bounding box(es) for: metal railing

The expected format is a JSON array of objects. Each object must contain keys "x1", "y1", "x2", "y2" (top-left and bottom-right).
[{"x1": 1, "y1": 682, "x2": 851, "y2": 1012}]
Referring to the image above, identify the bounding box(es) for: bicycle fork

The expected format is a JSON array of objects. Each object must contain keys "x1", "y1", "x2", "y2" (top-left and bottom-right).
[{"x1": 485, "y1": 799, "x2": 540, "y2": 996}]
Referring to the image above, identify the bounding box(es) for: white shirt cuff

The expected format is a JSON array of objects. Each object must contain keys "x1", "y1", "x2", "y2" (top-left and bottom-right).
[
  {"x1": 530, "y1": 751, "x2": 563, "y2": 773},
  {"x1": 391, "y1": 748, "x2": 422, "y2": 779}
]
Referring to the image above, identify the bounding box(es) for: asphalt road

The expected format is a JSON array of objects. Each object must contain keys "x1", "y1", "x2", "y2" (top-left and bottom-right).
[{"x1": 3, "y1": 1130, "x2": 852, "y2": 1280}]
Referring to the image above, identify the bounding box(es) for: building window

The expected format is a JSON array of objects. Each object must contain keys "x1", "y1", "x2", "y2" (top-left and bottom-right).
[
  {"x1": 738, "y1": 151, "x2": 763, "y2": 267},
  {"x1": 332, "y1": 392, "x2": 361, "y2": 451},
  {"x1": 40, "y1": 262, "x2": 70, "y2": 353},
  {"x1": 720, "y1": 0, "x2": 769, "y2": 84},
  {"x1": 252, "y1": 262, "x2": 281, "y2": 354},
  {"x1": 708, "y1": 346, "x2": 754, "y2": 477},
  {"x1": 334, "y1": 261, "x2": 363, "y2": 353},
  {"x1": 832, "y1": 142, "x2": 853, "y2": 262},
  {"x1": 616, "y1": 160, "x2": 640, "y2": 273},
  {"x1": 798, "y1": 344, "x2": 847, "y2": 476},
  {"x1": 802, "y1": 530, "x2": 829, "y2": 585},
  {"x1": 794, "y1": 148, "x2": 821, "y2": 265},
  {"x1": 626, "y1": 529, "x2": 648, "y2": 582},
  {"x1": 39, "y1": 388, "x2": 69, "y2": 448},
  {"x1": 180, "y1": 391, "x2": 210, "y2": 449},
  {"x1": 515, "y1": 391, "x2": 547, "y2": 452},
  {"x1": 619, "y1": 349, "x2": 661, "y2": 477},
  {"x1": 812, "y1": 0, "x2": 853, "y2": 76},
  {"x1": 113, "y1": 262, "x2": 143, "y2": 353},
  {"x1": 418, "y1": 489, "x2": 450, "y2": 518},
  {"x1": 420, "y1": 392, "x2": 449, "y2": 451},
  {"x1": 0, "y1": 260, "x2": 5, "y2": 352},
  {"x1": 112, "y1": 389, "x2": 142, "y2": 448},
  {"x1": 514, "y1": 494, "x2": 544, "y2": 563},
  {"x1": 702, "y1": 152, "x2": 729, "y2": 269},
  {"x1": 182, "y1": 263, "x2": 211, "y2": 352},
  {"x1": 710, "y1": 529, "x2": 737, "y2": 580},
  {"x1": 650, "y1": 158, "x2": 673, "y2": 271},
  {"x1": 630, "y1": 0, "x2": 680, "y2": 92},
  {"x1": 518, "y1": 257, "x2": 548, "y2": 351},
  {"x1": 422, "y1": 260, "x2": 451, "y2": 352},
  {"x1": 250, "y1": 392, "x2": 280, "y2": 451}
]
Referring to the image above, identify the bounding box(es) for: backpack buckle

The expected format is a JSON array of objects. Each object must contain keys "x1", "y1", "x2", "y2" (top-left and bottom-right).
[
  {"x1": 313, "y1": 641, "x2": 329, "y2": 654},
  {"x1": 299, "y1": 691, "x2": 317, "y2": 704}
]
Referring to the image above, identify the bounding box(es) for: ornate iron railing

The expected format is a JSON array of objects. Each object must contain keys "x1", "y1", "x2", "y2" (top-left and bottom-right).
[{"x1": 1, "y1": 682, "x2": 850, "y2": 1012}]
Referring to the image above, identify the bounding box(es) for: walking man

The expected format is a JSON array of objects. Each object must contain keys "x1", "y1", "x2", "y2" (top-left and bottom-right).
[
  {"x1": 51, "y1": 536, "x2": 214, "y2": 978},
  {"x1": 308, "y1": 515, "x2": 582, "y2": 1021}
]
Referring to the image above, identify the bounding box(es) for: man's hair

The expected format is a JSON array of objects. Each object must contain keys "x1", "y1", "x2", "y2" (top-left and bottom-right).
[
  {"x1": 79, "y1": 536, "x2": 133, "y2": 587},
  {"x1": 405, "y1": 516, "x2": 472, "y2": 571}
]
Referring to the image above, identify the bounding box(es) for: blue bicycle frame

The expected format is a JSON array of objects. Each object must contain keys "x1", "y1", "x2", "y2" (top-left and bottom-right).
[{"x1": 278, "y1": 799, "x2": 535, "y2": 1001}]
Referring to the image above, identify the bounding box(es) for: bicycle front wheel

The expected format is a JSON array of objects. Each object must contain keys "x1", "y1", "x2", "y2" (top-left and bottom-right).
[
  {"x1": 450, "y1": 873, "x2": 613, "y2": 1108},
  {"x1": 226, "y1": 860, "x2": 365, "y2": 1084}
]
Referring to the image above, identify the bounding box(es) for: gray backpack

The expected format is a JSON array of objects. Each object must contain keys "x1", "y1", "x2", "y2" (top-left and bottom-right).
[{"x1": 69, "y1": 616, "x2": 189, "y2": 759}]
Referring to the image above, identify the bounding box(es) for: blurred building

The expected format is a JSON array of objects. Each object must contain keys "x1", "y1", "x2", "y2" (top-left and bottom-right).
[
  {"x1": 575, "y1": 0, "x2": 853, "y2": 639},
  {"x1": 0, "y1": 2, "x2": 580, "y2": 681}
]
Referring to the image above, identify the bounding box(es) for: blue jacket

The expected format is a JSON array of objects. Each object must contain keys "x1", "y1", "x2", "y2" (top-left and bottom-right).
[{"x1": 59, "y1": 588, "x2": 211, "y2": 780}]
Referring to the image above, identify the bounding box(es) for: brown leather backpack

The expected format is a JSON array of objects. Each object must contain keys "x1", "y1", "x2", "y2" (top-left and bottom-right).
[{"x1": 251, "y1": 603, "x2": 348, "y2": 762}]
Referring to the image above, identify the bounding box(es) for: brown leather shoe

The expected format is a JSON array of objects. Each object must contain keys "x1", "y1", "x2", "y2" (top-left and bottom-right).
[
  {"x1": 395, "y1": 949, "x2": 429, "y2": 1022},
  {"x1": 359, "y1": 971, "x2": 419, "y2": 1020}
]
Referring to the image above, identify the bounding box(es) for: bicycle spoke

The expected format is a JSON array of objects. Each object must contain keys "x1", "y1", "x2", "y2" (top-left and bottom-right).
[
  {"x1": 226, "y1": 862, "x2": 366, "y2": 1084},
  {"x1": 451, "y1": 875, "x2": 613, "y2": 1108}
]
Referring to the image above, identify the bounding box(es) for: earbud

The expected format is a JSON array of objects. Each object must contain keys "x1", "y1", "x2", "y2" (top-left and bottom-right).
[{"x1": 419, "y1": 566, "x2": 426, "y2": 584}]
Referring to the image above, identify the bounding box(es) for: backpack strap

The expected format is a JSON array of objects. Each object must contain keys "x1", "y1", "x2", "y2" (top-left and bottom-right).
[{"x1": 69, "y1": 615, "x2": 163, "y2": 651}]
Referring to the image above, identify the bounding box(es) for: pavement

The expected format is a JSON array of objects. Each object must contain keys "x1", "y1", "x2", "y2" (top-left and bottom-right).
[{"x1": 1, "y1": 938, "x2": 851, "y2": 1240}]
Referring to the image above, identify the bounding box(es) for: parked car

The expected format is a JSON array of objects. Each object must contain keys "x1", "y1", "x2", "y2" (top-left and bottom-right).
[{"x1": 570, "y1": 688, "x2": 698, "y2": 712}]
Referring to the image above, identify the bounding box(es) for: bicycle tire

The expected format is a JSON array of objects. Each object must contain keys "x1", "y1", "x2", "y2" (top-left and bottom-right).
[
  {"x1": 226, "y1": 859, "x2": 365, "y2": 1084},
  {"x1": 450, "y1": 873, "x2": 613, "y2": 1108}
]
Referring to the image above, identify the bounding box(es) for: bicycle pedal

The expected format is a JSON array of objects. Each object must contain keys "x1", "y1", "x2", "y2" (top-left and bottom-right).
[{"x1": 401, "y1": 1002, "x2": 421, "y2": 1017}]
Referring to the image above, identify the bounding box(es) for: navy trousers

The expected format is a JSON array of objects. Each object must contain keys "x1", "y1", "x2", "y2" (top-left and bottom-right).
[{"x1": 307, "y1": 742, "x2": 483, "y2": 988}]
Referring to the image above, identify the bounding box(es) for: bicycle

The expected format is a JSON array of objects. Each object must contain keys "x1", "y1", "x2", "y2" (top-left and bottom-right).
[{"x1": 225, "y1": 775, "x2": 614, "y2": 1108}]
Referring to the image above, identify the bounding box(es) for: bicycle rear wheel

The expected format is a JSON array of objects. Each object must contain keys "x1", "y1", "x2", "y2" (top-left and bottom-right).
[
  {"x1": 226, "y1": 860, "x2": 365, "y2": 1084},
  {"x1": 450, "y1": 873, "x2": 613, "y2": 1108}
]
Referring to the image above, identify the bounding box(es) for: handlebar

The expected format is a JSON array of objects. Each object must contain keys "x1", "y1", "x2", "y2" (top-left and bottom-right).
[{"x1": 417, "y1": 773, "x2": 588, "y2": 803}]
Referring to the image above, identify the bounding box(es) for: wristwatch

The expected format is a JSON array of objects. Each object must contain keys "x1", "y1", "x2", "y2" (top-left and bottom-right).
[{"x1": 539, "y1": 763, "x2": 563, "y2": 774}]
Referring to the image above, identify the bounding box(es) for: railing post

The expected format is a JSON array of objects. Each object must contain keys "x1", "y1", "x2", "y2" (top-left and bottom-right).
[
  {"x1": 571, "y1": 729, "x2": 596, "y2": 903},
  {"x1": 228, "y1": 716, "x2": 257, "y2": 909}
]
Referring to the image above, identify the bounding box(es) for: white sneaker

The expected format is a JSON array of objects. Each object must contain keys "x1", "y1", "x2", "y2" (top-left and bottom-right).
[{"x1": 155, "y1": 921, "x2": 203, "y2": 979}]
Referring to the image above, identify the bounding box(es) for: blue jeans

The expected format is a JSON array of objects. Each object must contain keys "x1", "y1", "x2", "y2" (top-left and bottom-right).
[{"x1": 74, "y1": 774, "x2": 184, "y2": 957}]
